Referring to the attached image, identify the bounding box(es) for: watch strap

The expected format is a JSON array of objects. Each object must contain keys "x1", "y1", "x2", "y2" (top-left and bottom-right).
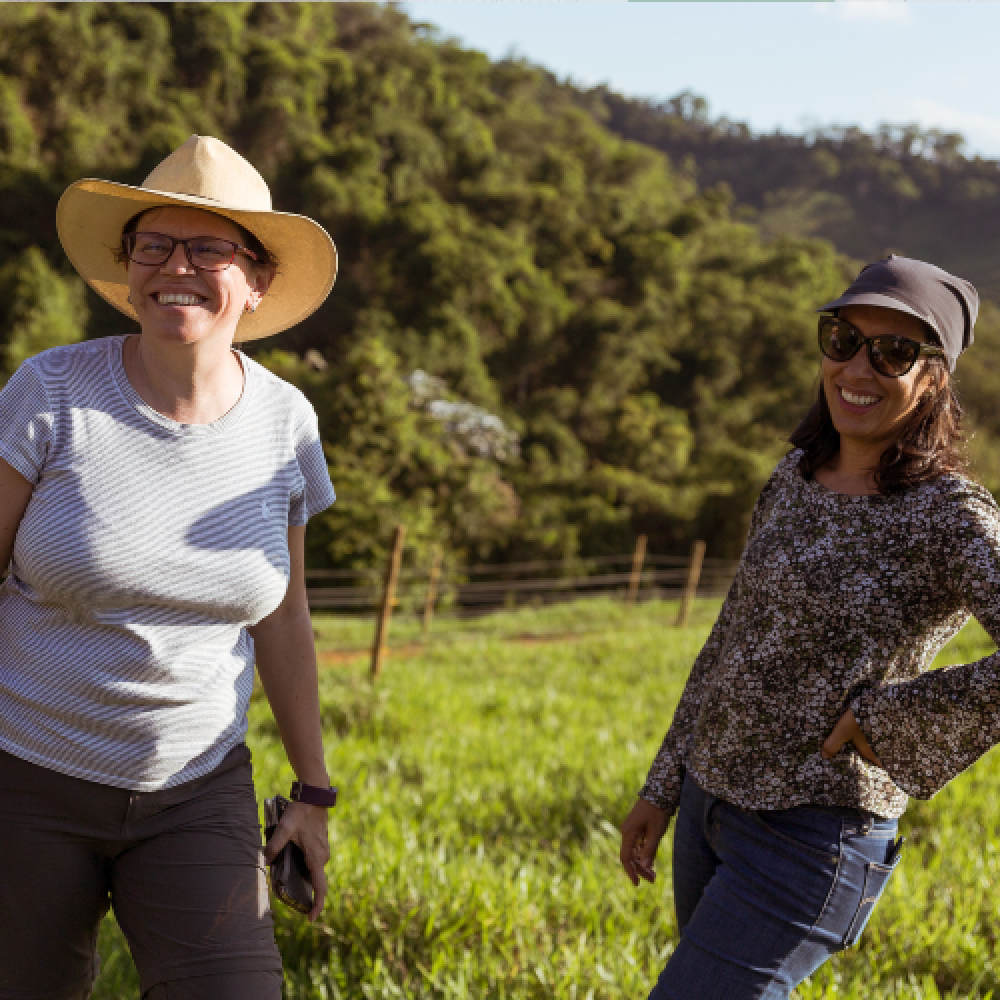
[{"x1": 289, "y1": 780, "x2": 338, "y2": 808}]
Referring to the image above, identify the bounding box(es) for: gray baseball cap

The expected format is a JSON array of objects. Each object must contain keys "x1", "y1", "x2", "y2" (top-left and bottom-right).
[{"x1": 817, "y1": 254, "x2": 979, "y2": 371}]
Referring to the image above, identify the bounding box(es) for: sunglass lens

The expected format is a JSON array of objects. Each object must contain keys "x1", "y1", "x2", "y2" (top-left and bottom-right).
[
  {"x1": 870, "y1": 337, "x2": 918, "y2": 376},
  {"x1": 819, "y1": 317, "x2": 860, "y2": 361}
]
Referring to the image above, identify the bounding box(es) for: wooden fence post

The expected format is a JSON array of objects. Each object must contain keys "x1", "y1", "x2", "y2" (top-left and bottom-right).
[
  {"x1": 371, "y1": 524, "x2": 406, "y2": 681},
  {"x1": 422, "y1": 547, "x2": 442, "y2": 636},
  {"x1": 675, "y1": 539, "x2": 706, "y2": 627},
  {"x1": 626, "y1": 534, "x2": 648, "y2": 604}
]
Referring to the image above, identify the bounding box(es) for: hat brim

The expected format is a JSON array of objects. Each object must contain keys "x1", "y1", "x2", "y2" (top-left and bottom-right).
[
  {"x1": 816, "y1": 291, "x2": 942, "y2": 342},
  {"x1": 56, "y1": 179, "x2": 337, "y2": 341}
]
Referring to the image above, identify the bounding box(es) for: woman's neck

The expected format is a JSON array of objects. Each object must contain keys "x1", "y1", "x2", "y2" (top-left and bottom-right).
[
  {"x1": 124, "y1": 333, "x2": 245, "y2": 425},
  {"x1": 815, "y1": 440, "x2": 884, "y2": 495}
]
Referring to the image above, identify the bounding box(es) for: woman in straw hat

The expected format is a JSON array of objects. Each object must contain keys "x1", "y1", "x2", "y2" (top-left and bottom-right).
[
  {"x1": 0, "y1": 135, "x2": 339, "y2": 998},
  {"x1": 620, "y1": 255, "x2": 1000, "y2": 998}
]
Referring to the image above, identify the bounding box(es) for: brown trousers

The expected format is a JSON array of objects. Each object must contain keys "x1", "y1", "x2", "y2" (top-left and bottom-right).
[{"x1": 0, "y1": 744, "x2": 282, "y2": 999}]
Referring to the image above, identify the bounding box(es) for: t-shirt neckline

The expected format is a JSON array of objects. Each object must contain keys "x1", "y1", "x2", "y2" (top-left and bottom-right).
[{"x1": 110, "y1": 334, "x2": 252, "y2": 436}]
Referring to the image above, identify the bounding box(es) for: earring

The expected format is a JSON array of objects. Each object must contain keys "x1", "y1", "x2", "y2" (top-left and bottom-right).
[
  {"x1": 127, "y1": 293, "x2": 135, "y2": 305},
  {"x1": 245, "y1": 301, "x2": 258, "y2": 314}
]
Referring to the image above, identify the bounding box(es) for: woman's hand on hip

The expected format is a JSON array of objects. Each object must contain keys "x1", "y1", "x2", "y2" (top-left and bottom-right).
[
  {"x1": 264, "y1": 800, "x2": 331, "y2": 921},
  {"x1": 822, "y1": 708, "x2": 883, "y2": 766},
  {"x1": 620, "y1": 798, "x2": 668, "y2": 887}
]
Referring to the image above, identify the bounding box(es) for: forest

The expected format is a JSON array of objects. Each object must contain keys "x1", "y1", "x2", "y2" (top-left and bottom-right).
[
  {"x1": 4, "y1": 1, "x2": 1000, "y2": 573},
  {"x1": 584, "y1": 86, "x2": 1000, "y2": 300}
]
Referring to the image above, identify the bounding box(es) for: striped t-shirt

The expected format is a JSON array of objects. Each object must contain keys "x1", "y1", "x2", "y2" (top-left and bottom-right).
[{"x1": 0, "y1": 335, "x2": 336, "y2": 790}]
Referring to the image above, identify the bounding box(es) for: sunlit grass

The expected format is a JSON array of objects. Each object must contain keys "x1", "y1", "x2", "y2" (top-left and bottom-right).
[
  {"x1": 92, "y1": 600, "x2": 999, "y2": 998},
  {"x1": 309, "y1": 594, "x2": 723, "y2": 654}
]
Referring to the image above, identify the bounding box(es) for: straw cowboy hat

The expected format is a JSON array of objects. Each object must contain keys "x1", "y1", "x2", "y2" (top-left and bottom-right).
[{"x1": 56, "y1": 134, "x2": 337, "y2": 341}]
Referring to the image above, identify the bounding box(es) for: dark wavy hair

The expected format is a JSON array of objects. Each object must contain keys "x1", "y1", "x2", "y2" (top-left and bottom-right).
[{"x1": 790, "y1": 355, "x2": 967, "y2": 493}]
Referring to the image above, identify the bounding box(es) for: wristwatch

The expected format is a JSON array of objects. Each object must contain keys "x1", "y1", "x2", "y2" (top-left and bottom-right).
[{"x1": 289, "y1": 780, "x2": 338, "y2": 808}]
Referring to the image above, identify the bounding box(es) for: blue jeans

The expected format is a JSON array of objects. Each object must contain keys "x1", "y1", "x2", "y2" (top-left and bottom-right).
[{"x1": 648, "y1": 774, "x2": 902, "y2": 1000}]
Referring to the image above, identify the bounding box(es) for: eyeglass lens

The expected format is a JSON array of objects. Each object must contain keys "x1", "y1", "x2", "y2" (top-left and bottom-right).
[
  {"x1": 818, "y1": 317, "x2": 920, "y2": 377},
  {"x1": 128, "y1": 233, "x2": 238, "y2": 271}
]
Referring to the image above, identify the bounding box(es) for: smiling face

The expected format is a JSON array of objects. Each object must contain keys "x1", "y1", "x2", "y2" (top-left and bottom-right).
[
  {"x1": 821, "y1": 304, "x2": 943, "y2": 456},
  {"x1": 125, "y1": 206, "x2": 269, "y2": 347}
]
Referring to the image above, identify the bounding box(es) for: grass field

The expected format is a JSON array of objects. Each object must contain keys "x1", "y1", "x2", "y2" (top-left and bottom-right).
[{"x1": 92, "y1": 597, "x2": 1000, "y2": 999}]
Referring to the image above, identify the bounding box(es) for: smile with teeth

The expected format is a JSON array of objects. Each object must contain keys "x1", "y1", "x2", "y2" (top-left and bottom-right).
[
  {"x1": 155, "y1": 292, "x2": 206, "y2": 306},
  {"x1": 840, "y1": 387, "x2": 881, "y2": 407}
]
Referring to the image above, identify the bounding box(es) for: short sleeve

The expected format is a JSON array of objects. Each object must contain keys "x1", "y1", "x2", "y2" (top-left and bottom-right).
[
  {"x1": 0, "y1": 362, "x2": 54, "y2": 484},
  {"x1": 288, "y1": 402, "x2": 335, "y2": 526}
]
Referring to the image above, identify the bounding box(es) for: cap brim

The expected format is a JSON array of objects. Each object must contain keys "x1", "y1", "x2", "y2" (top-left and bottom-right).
[
  {"x1": 816, "y1": 291, "x2": 939, "y2": 336},
  {"x1": 56, "y1": 179, "x2": 337, "y2": 341}
]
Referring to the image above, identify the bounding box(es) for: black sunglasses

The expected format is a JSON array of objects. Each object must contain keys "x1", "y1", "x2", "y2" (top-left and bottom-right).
[{"x1": 818, "y1": 314, "x2": 946, "y2": 377}]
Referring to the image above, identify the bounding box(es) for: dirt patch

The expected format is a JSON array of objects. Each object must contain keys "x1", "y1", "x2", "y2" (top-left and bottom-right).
[{"x1": 316, "y1": 632, "x2": 583, "y2": 668}]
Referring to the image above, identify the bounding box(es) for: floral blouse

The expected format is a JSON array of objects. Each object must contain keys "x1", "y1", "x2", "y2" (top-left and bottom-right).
[{"x1": 640, "y1": 449, "x2": 1000, "y2": 820}]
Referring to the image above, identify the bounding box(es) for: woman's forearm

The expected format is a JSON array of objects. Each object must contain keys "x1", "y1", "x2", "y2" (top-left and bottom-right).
[
  {"x1": 249, "y1": 525, "x2": 330, "y2": 787},
  {"x1": 251, "y1": 598, "x2": 330, "y2": 786}
]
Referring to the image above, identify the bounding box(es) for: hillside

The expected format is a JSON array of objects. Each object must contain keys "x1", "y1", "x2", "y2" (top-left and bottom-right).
[
  {"x1": 3, "y1": 2, "x2": 999, "y2": 571},
  {"x1": 577, "y1": 86, "x2": 1000, "y2": 301}
]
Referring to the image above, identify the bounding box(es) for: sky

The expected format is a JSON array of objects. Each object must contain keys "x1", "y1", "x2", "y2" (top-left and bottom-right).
[{"x1": 401, "y1": 1, "x2": 1000, "y2": 161}]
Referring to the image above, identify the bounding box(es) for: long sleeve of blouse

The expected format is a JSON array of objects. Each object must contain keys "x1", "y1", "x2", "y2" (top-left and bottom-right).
[
  {"x1": 638, "y1": 451, "x2": 1000, "y2": 823},
  {"x1": 853, "y1": 479, "x2": 1000, "y2": 800},
  {"x1": 638, "y1": 470, "x2": 782, "y2": 816}
]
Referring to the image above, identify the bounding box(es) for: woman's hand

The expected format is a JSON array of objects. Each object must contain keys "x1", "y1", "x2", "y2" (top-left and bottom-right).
[
  {"x1": 620, "y1": 798, "x2": 669, "y2": 887},
  {"x1": 822, "y1": 708, "x2": 883, "y2": 766},
  {"x1": 263, "y1": 800, "x2": 331, "y2": 921}
]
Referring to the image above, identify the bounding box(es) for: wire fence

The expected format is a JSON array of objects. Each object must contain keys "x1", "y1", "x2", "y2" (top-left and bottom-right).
[
  {"x1": 306, "y1": 536, "x2": 739, "y2": 672},
  {"x1": 306, "y1": 552, "x2": 737, "y2": 615}
]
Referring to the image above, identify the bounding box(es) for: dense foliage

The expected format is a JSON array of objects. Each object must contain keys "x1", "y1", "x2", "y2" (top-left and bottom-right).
[
  {"x1": 583, "y1": 87, "x2": 1000, "y2": 299},
  {"x1": 3, "y1": 2, "x2": 1000, "y2": 569}
]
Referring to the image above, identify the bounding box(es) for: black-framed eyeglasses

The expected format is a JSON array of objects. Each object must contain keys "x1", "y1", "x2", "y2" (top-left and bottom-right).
[
  {"x1": 818, "y1": 314, "x2": 946, "y2": 377},
  {"x1": 123, "y1": 232, "x2": 259, "y2": 272}
]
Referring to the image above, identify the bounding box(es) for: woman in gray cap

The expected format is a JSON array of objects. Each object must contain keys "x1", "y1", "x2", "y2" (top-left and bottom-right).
[{"x1": 620, "y1": 255, "x2": 995, "y2": 998}]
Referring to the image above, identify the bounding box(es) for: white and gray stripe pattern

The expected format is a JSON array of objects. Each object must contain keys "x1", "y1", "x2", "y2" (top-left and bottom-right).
[{"x1": 0, "y1": 336, "x2": 335, "y2": 790}]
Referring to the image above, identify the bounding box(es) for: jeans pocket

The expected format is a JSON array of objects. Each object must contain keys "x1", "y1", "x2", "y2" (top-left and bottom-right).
[
  {"x1": 842, "y1": 841, "x2": 903, "y2": 947},
  {"x1": 749, "y1": 808, "x2": 842, "y2": 864}
]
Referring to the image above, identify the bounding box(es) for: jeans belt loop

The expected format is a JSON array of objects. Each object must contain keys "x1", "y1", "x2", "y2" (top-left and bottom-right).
[{"x1": 849, "y1": 813, "x2": 873, "y2": 837}]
